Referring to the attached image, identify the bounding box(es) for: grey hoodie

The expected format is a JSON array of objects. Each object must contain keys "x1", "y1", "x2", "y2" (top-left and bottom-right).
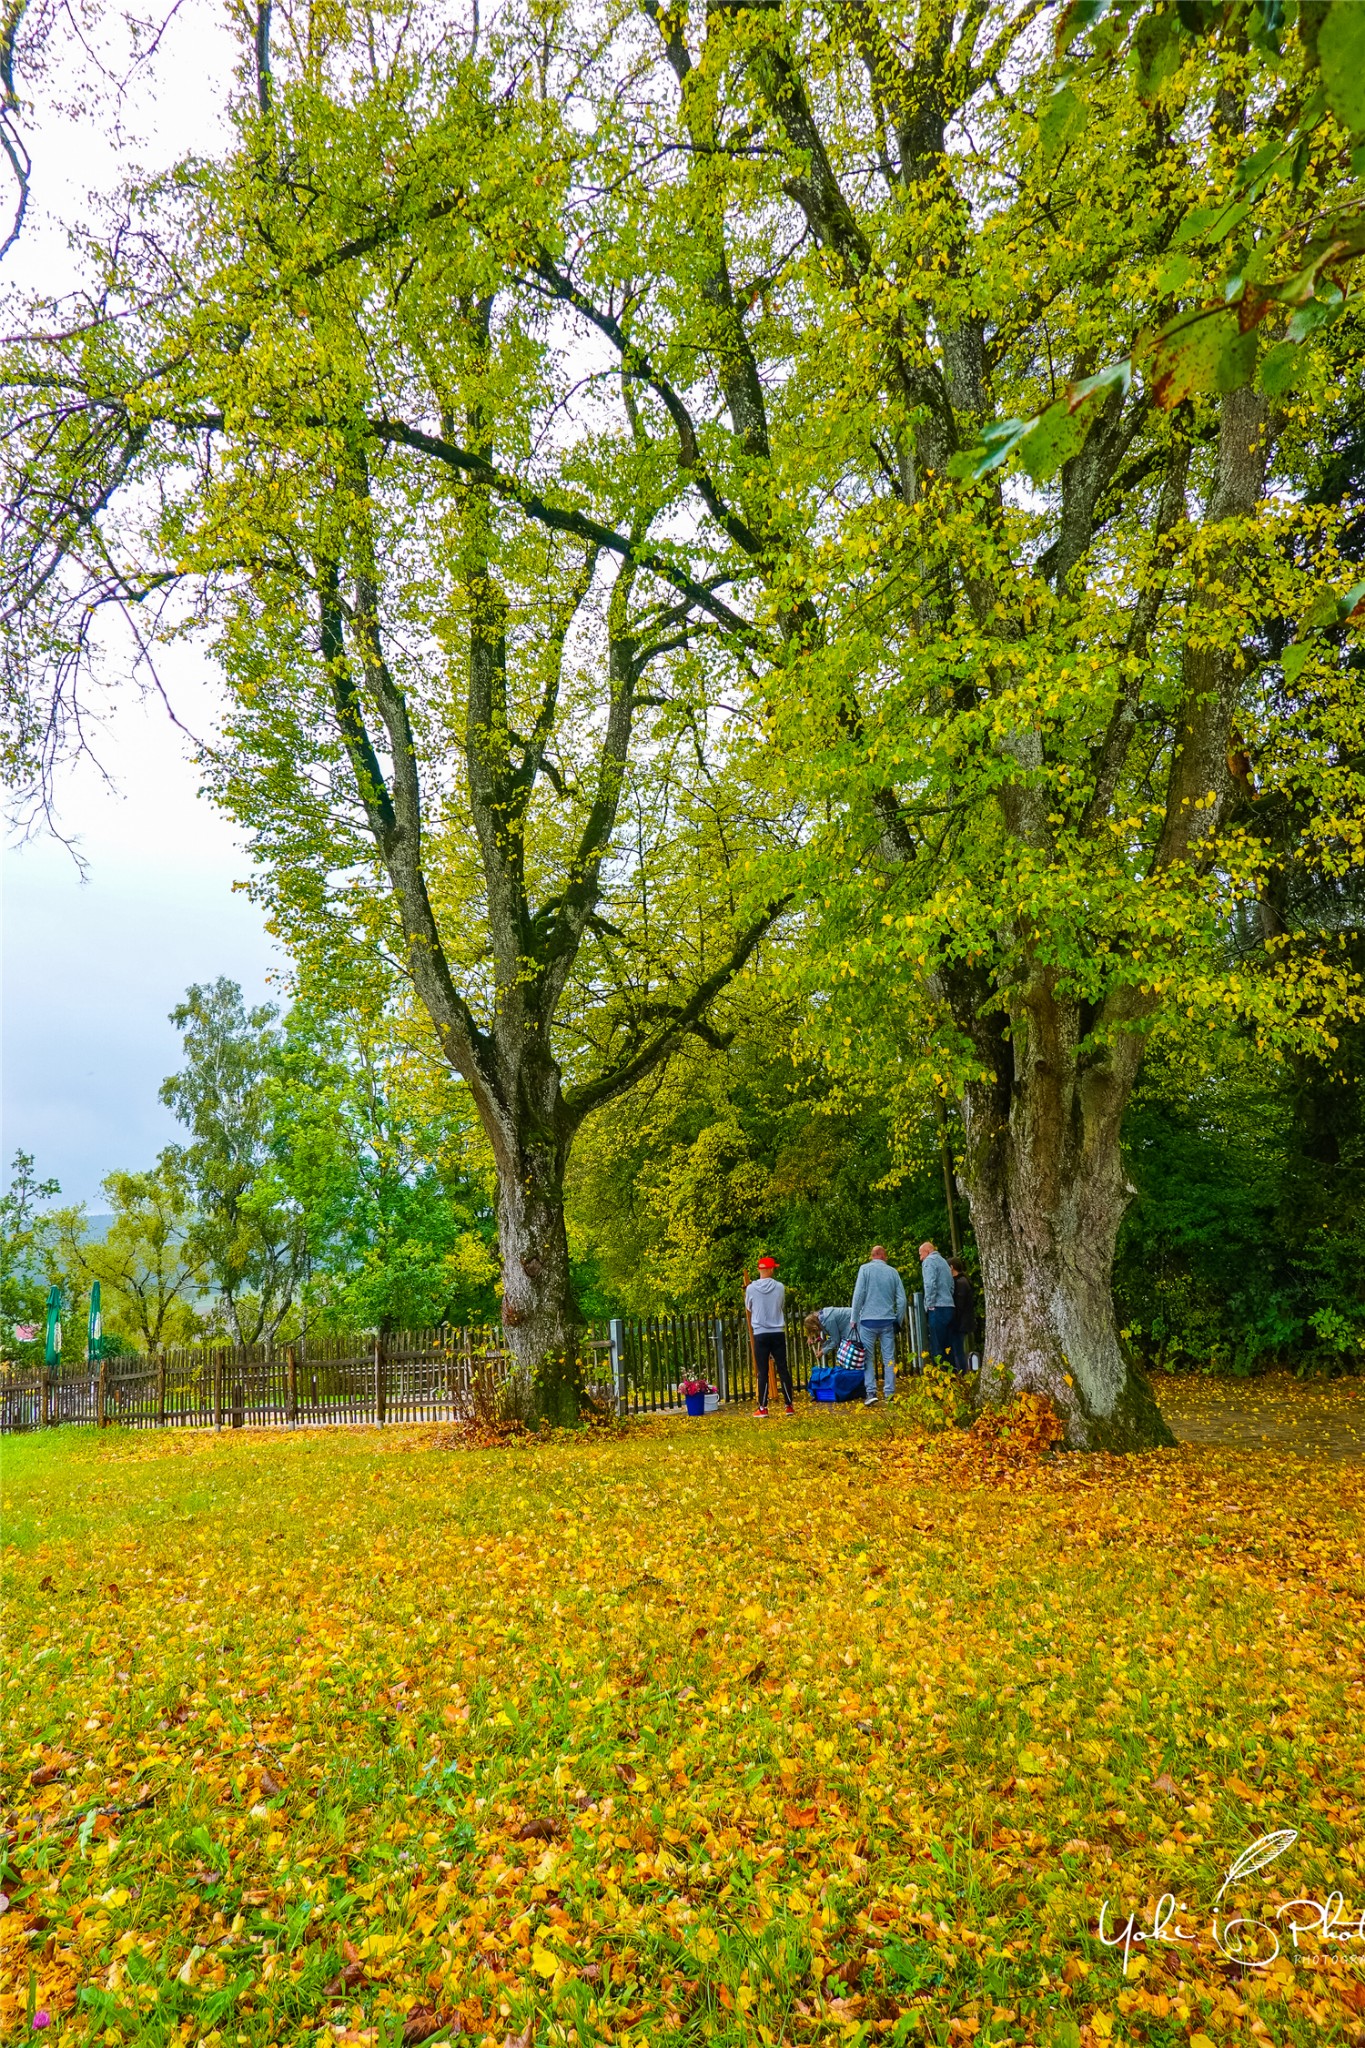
[{"x1": 745, "y1": 1276, "x2": 786, "y2": 1334}]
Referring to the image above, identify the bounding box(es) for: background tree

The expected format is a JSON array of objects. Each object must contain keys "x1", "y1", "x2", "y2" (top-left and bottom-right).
[
  {"x1": 53, "y1": 1154, "x2": 206, "y2": 1355},
  {"x1": 161, "y1": 980, "x2": 307, "y2": 1350},
  {"x1": 268, "y1": 998, "x2": 500, "y2": 1335},
  {"x1": 567, "y1": 1005, "x2": 957, "y2": 1313},
  {"x1": 0, "y1": 1149, "x2": 59, "y2": 1358}
]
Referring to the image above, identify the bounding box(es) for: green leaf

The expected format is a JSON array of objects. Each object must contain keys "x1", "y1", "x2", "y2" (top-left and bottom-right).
[
  {"x1": 1148, "y1": 308, "x2": 1256, "y2": 407},
  {"x1": 1047, "y1": 2023, "x2": 1082, "y2": 2048},
  {"x1": 1286, "y1": 284, "x2": 1345, "y2": 343},
  {"x1": 1281, "y1": 641, "x2": 1313, "y2": 684},
  {"x1": 1067, "y1": 360, "x2": 1133, "y2": 407},
  {"x1": 1249, "y1": 0, "x2": 1285, "y2": 57},
  {"x1": 1039, "y1": 83, "x2": 1088, "y2": 164},
  {"x1": 1132, "y1": 8, "x2": 1182, "y2": 99},
  {"x1": 1234, "y1": 138, "x2": 1285, "y2": 194},
  {"x1": 1318, "y1": 0, "x2": 1365, "y2": 134},
  {"x1": 1258, "y1": 340, "x2": 1306, "y2": 399},
  {"x1": 1156, "y1": 252, "x2": 1200, "y2": 297},
  {"x1": 954, "y1": 416, "x2": 1034, "y2": 482},
  {"x1": 1171, "y1": 199, "x2": 1252, "y2": 249},
  {"x1": 1301, "y1": 580, "x2": 1365, "y2": 633},
  {"x1": 1056, "y1": 0, "x2": 1113, "y2": 58},
  {"x1": 1018, "y1": 400, "x2": 1091, "y2": 485},
  {"x1": 1212, "y1": 326, "x2": 1259, "y2": 396}
]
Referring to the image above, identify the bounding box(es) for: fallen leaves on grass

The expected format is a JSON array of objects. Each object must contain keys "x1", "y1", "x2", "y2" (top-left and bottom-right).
[
  {"x1": 2, "y1": 1394, "x2": 1362, "y2": 2045},
  {"x1": 955, "y1": 1389, "x2": 1067, "y2": 1477},
  {"x1": 401, "y1": 2004, "x2": 455, "y2": 2044}
]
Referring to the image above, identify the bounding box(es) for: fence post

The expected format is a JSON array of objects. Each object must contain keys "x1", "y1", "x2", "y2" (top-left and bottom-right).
[
  {"x1": 713, "y1": 1316, "x2": 728, "y2": 1404},
  {"x1": 156, "y1": 1354, "x2": 167, "y2": 1427},
  {"x1": 911, "y1": 1290, "x2": 925, "y2": 1370},
  {"x1": 214, "y1": 1349, "x2": 224, "y2": 1430},
  {"x1": 609, "y1": 1317, "x2": 626, "y2": 1420},
  {"x1": 286, "y1": 1345, "x2": 298, "y2": 1424},
  {"x1": 374, "y1": 1334, "x2": 387, "y2": 1424},
  {"x1": 97, "y1": 1355, "x2": 107, "y2": 1429}
]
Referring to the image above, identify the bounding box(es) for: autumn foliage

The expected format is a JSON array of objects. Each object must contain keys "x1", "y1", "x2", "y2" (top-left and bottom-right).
[
  {"x1": 957, "y1": 1392, "x2": 1070, "y2": 1477},
  {"x1": 3, "y1": 1399, "x2": 1364, "y2": 2046}
]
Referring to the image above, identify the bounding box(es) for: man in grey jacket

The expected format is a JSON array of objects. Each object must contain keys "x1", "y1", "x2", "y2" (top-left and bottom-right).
[
  {"x1": 919, "y1": 1240, "x2": 956, "y2": 1365},
  {"x1": 850, "y1": 1247, "x2": 907, "y2": 1404}
]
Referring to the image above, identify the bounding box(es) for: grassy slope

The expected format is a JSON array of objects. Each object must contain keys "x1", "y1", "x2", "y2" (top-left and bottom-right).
[{"x1": 1, "y1": 1408, "x2": 1363, "y2": 2047}]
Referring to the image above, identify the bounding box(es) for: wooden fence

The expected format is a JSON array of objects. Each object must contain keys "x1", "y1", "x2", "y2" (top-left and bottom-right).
[{"x1": 0, "y1": 1301, "x2": 930, "y2": 1434}]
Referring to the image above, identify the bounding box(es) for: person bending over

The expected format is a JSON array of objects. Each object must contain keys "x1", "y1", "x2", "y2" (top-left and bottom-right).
[{"x1": 804, "y1": 1306, "x2": 853, "y2": 1361}]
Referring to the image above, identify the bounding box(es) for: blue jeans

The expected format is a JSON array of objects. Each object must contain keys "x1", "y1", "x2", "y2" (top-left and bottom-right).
[
  {"x1": 859, "y1": 1320, "x2": 896, "y2": 1399},
  {"x1": 926, "y1": 1306, "x2": 955, "y2": 1366}
]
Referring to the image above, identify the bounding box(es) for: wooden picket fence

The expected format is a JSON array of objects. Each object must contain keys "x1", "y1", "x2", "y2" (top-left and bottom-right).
[{"x1": 0, "y1": 1301, "x2": 930, "y2": 1434}]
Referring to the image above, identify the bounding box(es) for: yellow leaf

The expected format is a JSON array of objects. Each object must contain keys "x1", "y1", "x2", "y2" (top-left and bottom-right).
[{"x1": 532, "y1": 1946, "x2": 558, "y2": 1980}]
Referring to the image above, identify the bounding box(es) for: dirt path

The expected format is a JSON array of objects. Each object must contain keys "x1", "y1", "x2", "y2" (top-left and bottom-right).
[{"x1": 1154, "y1": 1369, "x2": 1365, "y2": 1462}]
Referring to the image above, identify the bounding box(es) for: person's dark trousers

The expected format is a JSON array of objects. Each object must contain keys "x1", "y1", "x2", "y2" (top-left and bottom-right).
[
  {"x1": 950, "y1": 1326, "x2": 975, "y2": 1375},
  {"x1": 753, "y1": 1330, "x2": 793, "y2": 1406},
  {"x1": 926, "y1": 1306, "x2": 955, "y2": 1367}
]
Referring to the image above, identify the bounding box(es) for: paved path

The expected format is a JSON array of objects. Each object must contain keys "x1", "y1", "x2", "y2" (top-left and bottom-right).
[{"x1": 1155, "y1": 1370, "x2": 1365, "y2": 1463}]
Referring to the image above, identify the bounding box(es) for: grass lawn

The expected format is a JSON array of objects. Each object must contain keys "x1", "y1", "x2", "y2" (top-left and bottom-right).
[{"x1": 2, "y1": 1401, "x2": 1363, "y2": 2048}]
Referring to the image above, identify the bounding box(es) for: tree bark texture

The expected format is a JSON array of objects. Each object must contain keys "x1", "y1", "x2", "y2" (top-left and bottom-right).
[{"x1": 960, "y1": 983, "x2": 1173, "y2": 1451}]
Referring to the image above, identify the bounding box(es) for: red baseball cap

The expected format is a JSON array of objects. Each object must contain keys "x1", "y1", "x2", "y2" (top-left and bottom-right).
[{"x1": 757, "y1": 1254, "x2": 779, "y2": 1272}]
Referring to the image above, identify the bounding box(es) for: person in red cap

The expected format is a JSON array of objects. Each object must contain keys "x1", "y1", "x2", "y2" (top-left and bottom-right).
[{"x1": 745, "y1": 1255, "x2": 793, "y2": 1417}]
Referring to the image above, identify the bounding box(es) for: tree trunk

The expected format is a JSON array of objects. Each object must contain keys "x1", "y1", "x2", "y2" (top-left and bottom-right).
[
  {"x1": 482, "y1": 1039, "x2": 586, "y2": 1425},
  {"x1": 960, "y1": 991, "x2": 1174, "y2": 1453},
  {"x1": 498, "y1": 1190, "x2": 574, "y2": 1357}
]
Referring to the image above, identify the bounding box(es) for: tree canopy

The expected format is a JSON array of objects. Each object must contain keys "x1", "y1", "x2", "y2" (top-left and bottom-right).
[{"x1": 3, "y1": 0, "x2": 1364, "y2": 1439}]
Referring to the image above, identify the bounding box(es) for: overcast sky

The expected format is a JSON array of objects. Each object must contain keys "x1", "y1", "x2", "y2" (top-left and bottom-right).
[{"x1": 2, "y1": 7, "x2": 284, "y2": 1209}]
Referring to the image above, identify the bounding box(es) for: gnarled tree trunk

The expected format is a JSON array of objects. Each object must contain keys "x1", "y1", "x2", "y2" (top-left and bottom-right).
[
  {"x1": 960, "y1": 983, "x2": 1173, "y2": 1452},
  {"x1": 482, "y1": 1044, "x2": 582, "y2": 1422}
]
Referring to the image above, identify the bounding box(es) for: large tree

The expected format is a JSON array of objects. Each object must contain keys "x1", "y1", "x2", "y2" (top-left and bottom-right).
[
  {"x1": 0, "y1": 7, "x2": 784, "y2": 1389},
  {"x1": 4, "y1": 0, "x2": 1364, "y2": 1439}
]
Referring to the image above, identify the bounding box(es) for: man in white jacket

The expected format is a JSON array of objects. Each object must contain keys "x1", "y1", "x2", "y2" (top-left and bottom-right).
[{"x1": 850, "y1": 1247, "x2": 907, "y2": 1405}]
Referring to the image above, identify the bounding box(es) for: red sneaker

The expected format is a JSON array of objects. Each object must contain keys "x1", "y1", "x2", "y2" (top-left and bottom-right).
[
  {"x1": 784, "y1": 1403, "x2": 795, "y2": 1415},
  {"x1": 756, "y1": 1406, "x2": 769, "y2": 1418}
]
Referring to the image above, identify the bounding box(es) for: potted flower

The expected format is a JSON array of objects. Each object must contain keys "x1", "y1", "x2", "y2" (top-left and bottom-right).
[{"x1": 679, "y1": 1377, "x2": 717, "y2": 1417}]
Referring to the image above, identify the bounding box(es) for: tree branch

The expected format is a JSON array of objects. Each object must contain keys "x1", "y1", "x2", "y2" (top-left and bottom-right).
[
  {"x1": 1081, "y1": 430, "x2": 1190, "y2": 835},
  {"x1": 367, "y1": 414, "x2": 758, "y2": 638},
  {"x1": 318, "y1": 559, "x2": 493, "y2": 1090},
  {"x1": 562, "y1": 902, "x2": 790, "y2": 1125}
]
